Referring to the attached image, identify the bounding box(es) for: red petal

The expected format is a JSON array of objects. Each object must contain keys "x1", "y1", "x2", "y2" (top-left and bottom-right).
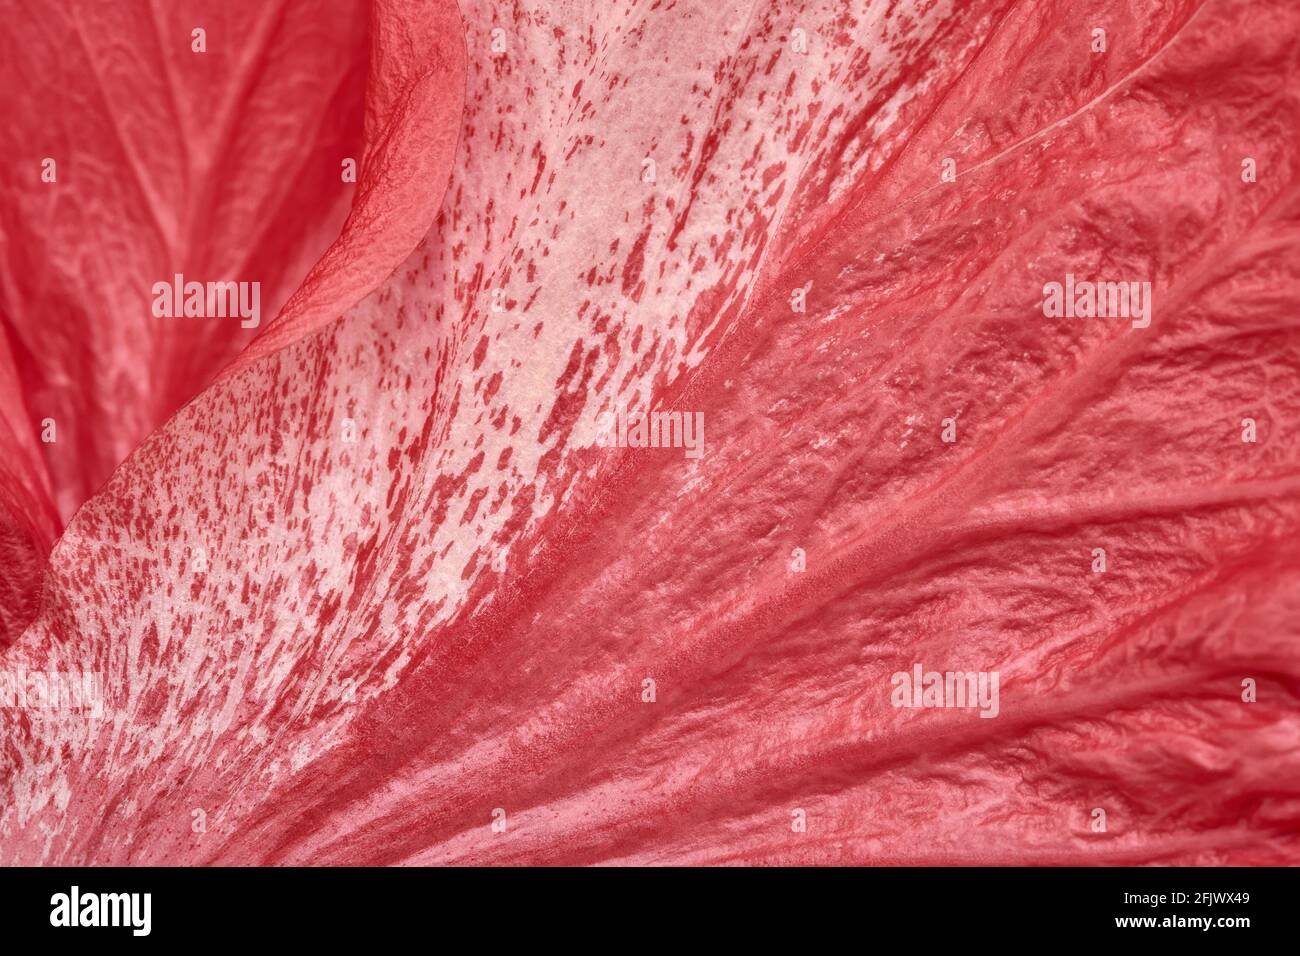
[{"x1": 2, "y1": 0, "x2": 1298, "y2": 866}]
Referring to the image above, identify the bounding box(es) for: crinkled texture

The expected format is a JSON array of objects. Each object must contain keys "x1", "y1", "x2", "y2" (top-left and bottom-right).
[{"x1": 1, "y1": 0, "x2": 1299, "y2": 865}]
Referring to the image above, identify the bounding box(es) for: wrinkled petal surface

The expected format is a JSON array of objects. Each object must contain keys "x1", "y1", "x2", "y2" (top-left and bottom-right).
[{"x1": 1, "y1": 0, "x2": 1298, "y2": 866}]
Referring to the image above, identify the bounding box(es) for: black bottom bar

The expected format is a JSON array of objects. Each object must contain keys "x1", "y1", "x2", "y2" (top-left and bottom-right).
[{"x1": 0, "y1": 866, "x2": 1291, "y2": 944}]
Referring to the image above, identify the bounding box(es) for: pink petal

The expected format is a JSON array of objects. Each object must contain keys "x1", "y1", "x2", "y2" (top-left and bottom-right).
[{"x1": 1, "y1": 0, "x2": 1298, "y2": 867}]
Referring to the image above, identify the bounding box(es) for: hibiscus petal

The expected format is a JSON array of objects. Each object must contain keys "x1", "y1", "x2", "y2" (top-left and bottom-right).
[{"x1": 2, "y1": 0, "x2": 1298, "y2": 867}]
